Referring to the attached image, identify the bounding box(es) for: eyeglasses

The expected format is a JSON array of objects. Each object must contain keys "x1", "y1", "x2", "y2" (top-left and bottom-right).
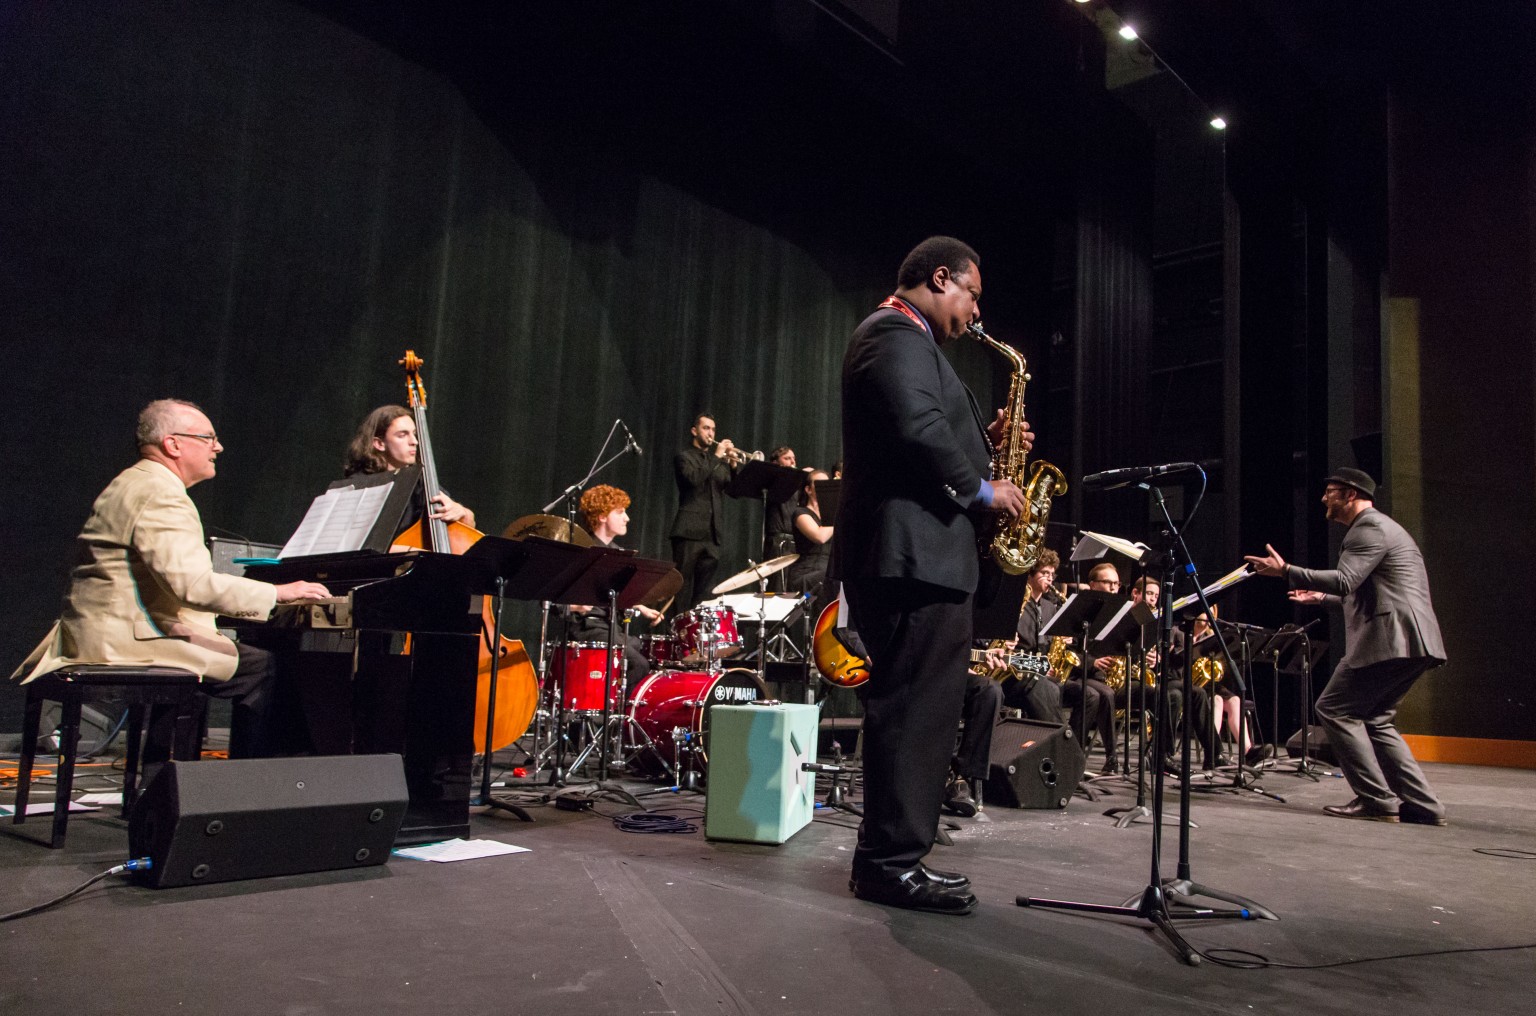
[
  {"x1": 172, "y1": 432, "x2": 219, "y2": 444},
  {"x1": 1322, "y1": 485, "x2": 1349, "y2": 497}
]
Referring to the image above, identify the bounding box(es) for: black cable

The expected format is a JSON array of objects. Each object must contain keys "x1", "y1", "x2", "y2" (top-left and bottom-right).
[
  {"x1": 1474, "y1": 848, "x2": 1536, "y2": 859},
  {"x1": 611, "y1": 812, "x2": 697, "y2": 834},
  {"x1": 0, "y1": 859, "x2": 151, "y2": 923},
  {"x1": 1194, "y1": 940, "x2": 1536, "y2": 971}
]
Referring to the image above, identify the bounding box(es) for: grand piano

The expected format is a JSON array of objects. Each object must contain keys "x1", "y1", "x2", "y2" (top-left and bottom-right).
[{"x1": 238, "y1": 550, "x2": 484, "y2": 846}]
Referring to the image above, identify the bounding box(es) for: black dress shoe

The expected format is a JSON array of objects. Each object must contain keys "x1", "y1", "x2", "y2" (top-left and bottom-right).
[
  {"x1": 849, "y1": 870, "x2": 977, "y2": 915},
  {"x1": 1244, "y1": 743, "x2": 1275, "y2": 765},
  {"x1": 1322, "y1": 798, "x2": 1399, "y2": 822},
  {"x1": 1399, "y1": 803, "x2": 1448, "y2": 826},
  {"x1": 942, "y1": 778, "x2": 978, "y2": 817},
  {"x1": 916, "y1": 862, "x2": 970, "y2": 890}
]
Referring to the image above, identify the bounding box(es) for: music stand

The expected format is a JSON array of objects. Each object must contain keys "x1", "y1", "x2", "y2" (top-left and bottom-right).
[
  {"x1": 1268, "y1": 627, "x2": 1330, "y2": 779},
  {"x1": 540, "y1": 543, "x2": 676, "y2": 785},
  {"x1": 1040, "y1": 589, "x2": 1122, "y2": 790},
  {"x1": 1090, "y1": 601, "x2": 1159, "y2": 821},
  {"x1": 459, "y1": 535, "x2": 600, "y2": 820},
  {"x1": 726, "y1": 460, "x2": 805, "y2": 586}
]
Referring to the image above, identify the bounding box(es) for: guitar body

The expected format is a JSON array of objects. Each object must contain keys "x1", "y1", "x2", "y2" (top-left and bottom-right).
[{"x1": 813, "y1": 600, "x2": 869, "y2": 688}]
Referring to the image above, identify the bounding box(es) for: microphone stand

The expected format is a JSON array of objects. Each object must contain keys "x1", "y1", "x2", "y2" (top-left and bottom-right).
[{"x1": 1019, "y1": 476, "x2": 1275, "y2": 968}]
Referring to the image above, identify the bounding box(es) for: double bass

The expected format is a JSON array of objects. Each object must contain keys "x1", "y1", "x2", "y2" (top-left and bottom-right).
[{"x1": 392, "y1": 351, "x2": 538, "y2": 754}]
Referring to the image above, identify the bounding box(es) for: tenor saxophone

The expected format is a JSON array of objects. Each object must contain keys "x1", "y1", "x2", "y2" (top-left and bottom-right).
[{"x1": 968, "y1": 321, "x2": 1067, "y2": 575}]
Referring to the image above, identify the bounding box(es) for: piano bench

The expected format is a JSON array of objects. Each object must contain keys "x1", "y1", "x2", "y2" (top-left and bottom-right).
[{"x1": 15, "y1": 665, "x2": 204, "y2": 849}]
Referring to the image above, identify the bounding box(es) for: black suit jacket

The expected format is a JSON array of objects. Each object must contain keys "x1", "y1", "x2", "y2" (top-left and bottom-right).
[
  {"x1": 669, "y1": 445, "x2": 732, "y2": 543},
  {"x1": 831, "y1": 307, "x2": 992, "y2": 593}
]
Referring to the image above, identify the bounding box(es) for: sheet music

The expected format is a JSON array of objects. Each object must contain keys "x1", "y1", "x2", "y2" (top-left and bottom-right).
[
  {"x1": 1072, "y1": 530, "x2": 1149, "y2": 562},
  {"x1": 1166, "y1": 563, "x2": 1255, "y2": 614},
  {"x1": 279, "y1": 483, "x2": 393, "y2": 558}
]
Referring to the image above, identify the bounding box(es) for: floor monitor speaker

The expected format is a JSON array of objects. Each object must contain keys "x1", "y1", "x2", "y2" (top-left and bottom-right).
[
  {"x1": 985, "y1": 719, "x2": 1086, "y2": 809},
  {"x1": 128, "y1": 754, "x2": 408, "y2": 888}
]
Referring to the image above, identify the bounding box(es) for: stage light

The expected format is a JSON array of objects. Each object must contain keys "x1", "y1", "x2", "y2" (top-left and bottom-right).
[
  {"x1": 1118, "y1": 24, "x2": 1138, "y2": 40},
  {"x1": 1210, "y1": 116, "x2": 1227, "y2": 130}
]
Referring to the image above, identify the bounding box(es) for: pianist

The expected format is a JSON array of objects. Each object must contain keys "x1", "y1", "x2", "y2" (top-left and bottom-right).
[
  {"x1": 11, "y1": 399, "x2": 330, "y2": 759},
  {"x1": 343, "y1": 405, "x2": 475, "y2": 531}
]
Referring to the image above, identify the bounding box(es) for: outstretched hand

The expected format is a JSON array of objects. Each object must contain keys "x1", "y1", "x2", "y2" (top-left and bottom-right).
[{"x1": 1243, "y1": 543, "x2": 1288, "y2": 577}]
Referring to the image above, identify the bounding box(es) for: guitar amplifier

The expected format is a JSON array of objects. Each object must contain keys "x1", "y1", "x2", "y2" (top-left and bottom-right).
[{"x1": 705, "y1": 703, "x2": 818, "y2": 844}]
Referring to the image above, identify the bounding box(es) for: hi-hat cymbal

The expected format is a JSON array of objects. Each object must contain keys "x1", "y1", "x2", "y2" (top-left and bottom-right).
[
  {"x1": 711, "y1": 553, "x2": 800, "y2": 595},
  {"x1": 641, "y1": 568, "x2": 683, "y2": 611},
  {"x1": 502, "y1": 513, "x2": 595, "y2": 547}
]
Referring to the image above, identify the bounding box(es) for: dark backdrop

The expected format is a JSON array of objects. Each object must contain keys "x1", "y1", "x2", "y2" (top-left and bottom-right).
[{"x1": 0, "y1": 0, "x2": 1070, "y2": 710}]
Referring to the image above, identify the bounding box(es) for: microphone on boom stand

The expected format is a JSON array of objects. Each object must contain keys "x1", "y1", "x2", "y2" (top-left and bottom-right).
[{"x1": 1081, "y1": 462, "x2": 1200, "y2": 491}]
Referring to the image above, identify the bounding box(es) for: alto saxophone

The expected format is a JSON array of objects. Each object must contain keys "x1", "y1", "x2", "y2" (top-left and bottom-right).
[{"x1": 968, "y1": 321, "x2": 1067, "y2": 574}]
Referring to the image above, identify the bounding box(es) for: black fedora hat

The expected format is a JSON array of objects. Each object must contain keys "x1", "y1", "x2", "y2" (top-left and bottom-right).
[{"x1": 1324, "y1": 467, "x2": 1377, "y2": 499}]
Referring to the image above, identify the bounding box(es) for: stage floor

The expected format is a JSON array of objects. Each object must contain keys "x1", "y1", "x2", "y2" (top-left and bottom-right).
[{"x1": 2, "y1": 744, "x2": 1532, "y2": 1016}]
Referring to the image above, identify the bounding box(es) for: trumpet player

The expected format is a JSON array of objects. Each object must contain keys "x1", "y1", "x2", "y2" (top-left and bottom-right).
[{"x1": 669, "y1": 412, "x2": 739, "y2": 612}]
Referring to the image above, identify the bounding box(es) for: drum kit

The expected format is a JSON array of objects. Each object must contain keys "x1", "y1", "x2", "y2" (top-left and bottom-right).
[{"x1": 506, "y1": 515, "x2": 803, "y2": 787}]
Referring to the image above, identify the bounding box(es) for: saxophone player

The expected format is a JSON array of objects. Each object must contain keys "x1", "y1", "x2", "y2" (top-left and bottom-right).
[{"x1": 833, "y1": 236, "x2": 1028, "y2": 915}]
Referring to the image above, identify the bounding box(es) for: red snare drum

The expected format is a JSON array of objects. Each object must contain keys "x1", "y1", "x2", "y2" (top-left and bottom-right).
[
  {"x1": 672, "y1": 606, "x2": 742, "y2": 664},
  {"x1": 626, "y1": 668, "x2": 767, "y2": 775},
  {"x1": 640, "y1": 633, "x2": 685, "y2": 667},
  {"x1": 551, "y1": 642, "x2": 619, "y2": 712}
]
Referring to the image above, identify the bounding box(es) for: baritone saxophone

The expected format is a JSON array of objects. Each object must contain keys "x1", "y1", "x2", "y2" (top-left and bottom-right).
[{"x1": 968, "y1": 321, "x2": 1067, "y2": 575}]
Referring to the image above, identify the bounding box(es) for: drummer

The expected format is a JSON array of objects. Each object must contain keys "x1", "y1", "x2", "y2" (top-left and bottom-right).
[{"x1": 567, "y1": 485, "x2": 664, "y2": 685}]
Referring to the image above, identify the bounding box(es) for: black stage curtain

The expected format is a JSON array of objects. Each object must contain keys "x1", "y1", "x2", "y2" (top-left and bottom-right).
[{"x1": 0, "y1": 1, "x2": 886, "y2": 694}]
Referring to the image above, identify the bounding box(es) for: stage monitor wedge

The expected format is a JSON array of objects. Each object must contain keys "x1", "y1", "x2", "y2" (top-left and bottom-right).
[{"x1": 128, "y1": 755, "x2": 408, "y2": 888}]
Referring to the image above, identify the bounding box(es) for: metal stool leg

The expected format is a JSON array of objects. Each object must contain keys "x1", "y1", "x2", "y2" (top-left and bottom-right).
[
  {"x1": 14, "y1": 690, "x2": 44, "y2": 822},
  {"x1": 50, "y1": 697, "x2": 84, "y2": 849}
]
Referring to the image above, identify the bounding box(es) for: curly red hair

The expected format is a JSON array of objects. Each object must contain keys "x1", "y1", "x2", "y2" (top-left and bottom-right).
[{"x1": 579, "y1": 485, "x2": 630, "y2": 530}]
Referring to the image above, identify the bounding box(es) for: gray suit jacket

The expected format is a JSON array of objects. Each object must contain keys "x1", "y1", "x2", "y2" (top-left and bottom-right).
[{"x1": 1287, "y1": 507, "x2": 1446, "y2": 668}]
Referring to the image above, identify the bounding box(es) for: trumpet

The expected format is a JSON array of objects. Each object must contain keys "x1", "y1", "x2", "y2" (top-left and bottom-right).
[{"x1": 710, "y1": 439, "x2": 764, "y2": 467}]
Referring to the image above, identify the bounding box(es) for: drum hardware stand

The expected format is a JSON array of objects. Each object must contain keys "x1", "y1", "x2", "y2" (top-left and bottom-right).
[{"x1": 1021, "y1": 478, "x2": 1275, "y2": 967}]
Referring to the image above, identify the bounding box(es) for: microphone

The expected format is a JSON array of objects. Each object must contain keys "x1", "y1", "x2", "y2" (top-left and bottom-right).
[
  {"x1": 620, "y1": 420, "x2": 643, "y2": 456},
  {"x1": 1081, "y1": 462, "x2": 1200, "y2": 491}
]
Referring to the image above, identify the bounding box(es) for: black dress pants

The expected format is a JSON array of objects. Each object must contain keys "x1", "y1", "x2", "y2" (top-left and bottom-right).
[
  {"x1": 954, "y1": 671, "x2": 1003, "y2": 782},
  {"x1": 846, "y1": 577, "x2": 972, "y2": 882},
  {"x1": 671, "y1": 537, "x2": 721, "y2": 612},
  {"x1": 145, "y1": 642, "x2": 279, "y2": 762}
]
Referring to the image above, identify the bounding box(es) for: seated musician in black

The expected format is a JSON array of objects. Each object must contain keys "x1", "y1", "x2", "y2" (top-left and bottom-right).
[
  {"x1": 784, "y1": 468, "x2": 834, "y2": 595},
  {"x1": 343, "y1": 405, "x2": 475, "y2": 531},
  {"x1": 566, "y1": 485, "x2": 664, "y2": 686},
  {"x1": 1064, "y1": 561, "x2": 1121, "y2": 774},
  {"x1": 1005, "y1": 549, "x2": 1068, "y2": 725}
]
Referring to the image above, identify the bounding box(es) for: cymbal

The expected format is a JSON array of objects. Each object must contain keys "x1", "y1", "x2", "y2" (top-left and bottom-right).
[
  {"x1": 711, "y1": 553, "x2": 800, "y2": 595},
  {"x1": 501, "y1": 513, "x2": 595, "y2": 548},
  {"x1": 640, "y1": 568, "x2": 683, "y2": 611}
]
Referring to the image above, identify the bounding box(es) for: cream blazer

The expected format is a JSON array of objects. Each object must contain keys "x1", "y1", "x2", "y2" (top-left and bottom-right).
[{"x1": 13, "y1": 459, "x2": 277, "y2": 683}]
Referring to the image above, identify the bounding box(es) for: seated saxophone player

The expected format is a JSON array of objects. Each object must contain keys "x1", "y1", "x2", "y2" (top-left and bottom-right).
[
  {"x1": 1112, "y1": 576, "x2": 1190, "y2": 770},
  {"x1": 1002, "y1": 549, "x2": 1067, "y2": 724}
]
